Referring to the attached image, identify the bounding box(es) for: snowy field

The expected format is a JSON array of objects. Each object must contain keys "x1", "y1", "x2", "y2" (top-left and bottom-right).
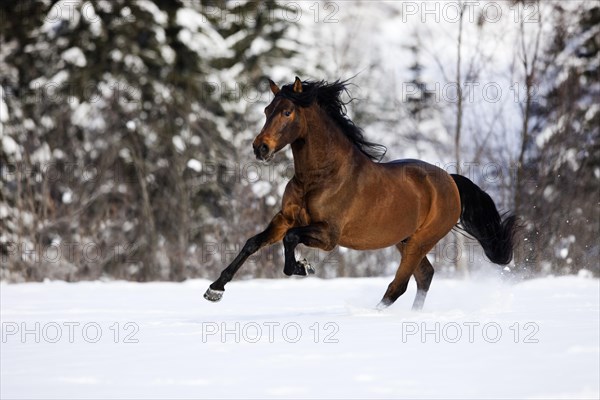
[{"x1": 1, "y1": 275, "x2": 599, "y2": 399}]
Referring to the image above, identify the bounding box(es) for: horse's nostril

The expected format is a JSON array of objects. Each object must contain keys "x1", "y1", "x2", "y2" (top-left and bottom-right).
[
  {"x1": 259, "y1": 144, "x2": 269, "y2": 158},
  {"x1": 253, "y1": 143, "x2": 271, "y2": 160}
]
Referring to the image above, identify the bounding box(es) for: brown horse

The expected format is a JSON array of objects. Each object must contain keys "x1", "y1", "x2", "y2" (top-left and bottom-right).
[{"x1": 204, "y1": 77, "x2": 518, "y2": 310}]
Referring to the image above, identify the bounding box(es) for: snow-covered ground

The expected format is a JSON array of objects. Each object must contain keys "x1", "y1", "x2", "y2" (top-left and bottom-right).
[{"x1": 1, "y1": 275, "x2": 598, "y2": 399}]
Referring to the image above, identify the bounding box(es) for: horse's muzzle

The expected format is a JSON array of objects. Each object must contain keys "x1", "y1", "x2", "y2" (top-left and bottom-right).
[{"x1": 253, "y1": 143, "x2": 271, "y2": 161}]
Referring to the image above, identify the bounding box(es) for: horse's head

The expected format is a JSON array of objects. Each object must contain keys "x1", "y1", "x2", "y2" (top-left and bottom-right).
[{"x1": 253, "y1": 77, "x2": 305, "y2": 161}]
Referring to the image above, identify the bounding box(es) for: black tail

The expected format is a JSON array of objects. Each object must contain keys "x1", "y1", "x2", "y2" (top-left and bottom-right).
[{"x1": 451, "y1": 174, "x2": 519, "y2": 265}]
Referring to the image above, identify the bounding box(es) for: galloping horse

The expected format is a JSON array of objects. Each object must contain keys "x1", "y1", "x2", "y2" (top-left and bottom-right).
[{"x1": 204, "y1": 77, "x2": 518, "y2": 310}]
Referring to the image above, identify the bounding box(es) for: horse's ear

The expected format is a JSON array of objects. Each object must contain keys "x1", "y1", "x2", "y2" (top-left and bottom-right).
[
  {"x1": 268, "y1": 79, "x2": 280, "y2": 95},
  {"x1": 293, "y1": 76, "x2": 303, "y2": 93}
]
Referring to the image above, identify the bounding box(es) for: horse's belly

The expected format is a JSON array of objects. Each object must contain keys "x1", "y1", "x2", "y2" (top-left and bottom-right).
[
  {"x1": 338, "y1": 234, "x2": 404, "y2": 251},
  {"x1": 337, "y1": 205, "x2": 420, "y2": 250}
]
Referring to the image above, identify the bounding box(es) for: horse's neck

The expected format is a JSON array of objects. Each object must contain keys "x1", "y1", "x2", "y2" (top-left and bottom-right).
[{"x1": 291, "y1": 107, "x2": 363, "y2": 182}]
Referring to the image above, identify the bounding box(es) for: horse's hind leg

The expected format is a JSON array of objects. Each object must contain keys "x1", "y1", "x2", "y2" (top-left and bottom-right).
[
  {"x1": 412, "y1": 256, "x2": 434, "y2": 311},
  {"x1": 378, "y1": 237, "x2": 438, "y2": 309}
]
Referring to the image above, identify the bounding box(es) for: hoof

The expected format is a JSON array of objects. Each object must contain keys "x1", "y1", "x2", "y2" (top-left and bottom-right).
[
  {"x1": 294, "y1": 259, "x2": 315, "y2": 276},
  {"x1": 204, "y1": 287, "x2": 224, "y2": 302},
  {"x1": 376, "y1": 299, "x2": 392, "y2": 310}
]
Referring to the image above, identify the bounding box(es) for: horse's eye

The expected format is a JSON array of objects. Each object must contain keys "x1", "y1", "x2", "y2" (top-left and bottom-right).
[{"x1": 283, "y1": 110, "x2": 292, "y2": 117}]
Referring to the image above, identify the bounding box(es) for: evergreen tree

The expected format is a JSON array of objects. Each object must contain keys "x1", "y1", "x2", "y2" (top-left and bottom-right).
[
  {"x1": 520, "y1": 3, "x2": 599, "y2": 275},
  {"x1": 1, "y1": 0, "x2": 304, "y2": 281}
]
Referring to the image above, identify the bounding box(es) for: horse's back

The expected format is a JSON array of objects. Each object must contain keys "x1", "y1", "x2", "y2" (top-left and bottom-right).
[
  {"x1": 382, "y1": 159, "x2": 452, "y2": 186},
  {"x1": 385, "y1": 158, "x2": 440, "y2": 171}
]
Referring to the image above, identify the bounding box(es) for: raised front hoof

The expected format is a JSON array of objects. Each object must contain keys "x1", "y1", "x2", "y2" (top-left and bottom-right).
[
  {"x1": 293, "y1": 259, "x2": 315, "y2": 276},
  {"x1": 204, "y1": 287, "x2": 224, "y2": 302}
]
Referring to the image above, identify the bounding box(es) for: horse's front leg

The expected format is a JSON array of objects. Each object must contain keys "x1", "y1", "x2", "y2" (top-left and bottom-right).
[
  {"x1": 282, "y1": 222, "x2": 339, "y2": 276},
  {"x1": 204, "y1": 212, "x2": 292, "y2": 302}
]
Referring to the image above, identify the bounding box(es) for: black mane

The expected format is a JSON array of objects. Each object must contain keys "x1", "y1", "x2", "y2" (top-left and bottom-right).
[{"x1": 277, "y1": 79, "x2": 387, "y2": 162}]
